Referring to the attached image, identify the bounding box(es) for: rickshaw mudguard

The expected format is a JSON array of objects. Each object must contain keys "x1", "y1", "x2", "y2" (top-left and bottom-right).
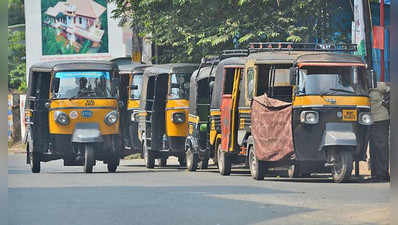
[
  {"x1": 72, "y1": 123, "x2": 104, "y2": 143},
  {"x1": 319, "y1": 122, "x2": 357, "y2": 150}
]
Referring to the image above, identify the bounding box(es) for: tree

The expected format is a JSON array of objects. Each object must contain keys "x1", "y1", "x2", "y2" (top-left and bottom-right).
[
  {"x1": 8, "y1": 30, "x2": 26, "y2": 92},
  {"x1": 110, "y1": 0, "x2": 353, "y2": 63},
  {"x1": 8, "y1": 0, "x2": 24, "y2": 26}
]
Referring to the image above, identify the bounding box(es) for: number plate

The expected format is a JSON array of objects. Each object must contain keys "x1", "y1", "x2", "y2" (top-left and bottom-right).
[
  {"x1": 342, "y1": 110, "x2": 357, "y2": 121},
  {"x1": 82, "y1": 110, "x2": 93, "y2": 118}
]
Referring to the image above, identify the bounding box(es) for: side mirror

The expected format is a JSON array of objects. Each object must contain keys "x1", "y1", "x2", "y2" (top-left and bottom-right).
[
  {"x1": 369, "y1": 69, "x2": 377, "y2": 89},
  {"x1": 209, "y1": 81, "x2": 215, "y2": 90},
  {"x1": 289, "y1": 67, "x2": 297, "y2": 85},
  {"x1": 129, "y1": 84, "x2": 138, "y2": 90},
  {"x1": 44, "y1": 102, "x2": 51, "y2": 109}
]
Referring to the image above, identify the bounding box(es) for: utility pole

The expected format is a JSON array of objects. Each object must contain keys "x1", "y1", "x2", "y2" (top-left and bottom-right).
[
  {"x1": 361, "y1": 0, "x2": 373, "y2": 70},
  {"x1": 380, "y1": 0, "x2": 385, "y2": 81}
]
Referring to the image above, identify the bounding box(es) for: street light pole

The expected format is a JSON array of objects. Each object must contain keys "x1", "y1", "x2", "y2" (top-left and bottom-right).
[{"x1": 380, "y1": 0, "x2": 385, "y2": 81}]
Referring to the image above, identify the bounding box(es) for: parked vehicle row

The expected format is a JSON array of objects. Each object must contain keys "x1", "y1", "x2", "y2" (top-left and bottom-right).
[{"x1": 25, "y1": 42, "x2": 377, "y2": 182}]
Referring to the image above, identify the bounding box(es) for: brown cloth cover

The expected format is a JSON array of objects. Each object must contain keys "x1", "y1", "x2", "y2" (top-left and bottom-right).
[{"x1": 251, "y1": 94, "x2": 294, "y2": 161}]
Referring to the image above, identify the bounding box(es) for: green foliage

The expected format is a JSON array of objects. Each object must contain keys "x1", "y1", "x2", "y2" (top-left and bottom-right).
[
  {"x1": 110, "y1": 0, "x2": 352, "y2": 63},
  {"x1": 8, "y1": 30, "x2": 26, "y2": 92},
  {"x1": 8, "y1": 0, "x2": 24, "y2": 26}
]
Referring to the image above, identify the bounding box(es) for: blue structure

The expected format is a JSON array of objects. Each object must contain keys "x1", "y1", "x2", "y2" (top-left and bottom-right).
[{"x1": 370, "y1": 2, "x2": 390, "y2": 82}]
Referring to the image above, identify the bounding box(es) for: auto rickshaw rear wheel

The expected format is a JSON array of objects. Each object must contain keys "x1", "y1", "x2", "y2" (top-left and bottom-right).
[
  {"x1": 157, "y1": 157, "x2": 167, "y2": 167},
  {"x1": 143, "y1": 140, "x2": 155, "y2": 169},
  {"x1": 107, "y1": 156, "x2": 119, "y2": 173},
  {"x1": 288, "y1": 163, "x2": 300, "y2": 178},
  {"x1": 331, "y1": 151, "x2": 353, "y2": 183},
  {"x1": 29, "y1": 143, "x2": 41, "y2": 173},
  {"x1": 217, "y1": 144, "x2": 231, "y2": 176},
  {"x1": 198, "y1": 158, "x2": 209, "y2": 170},
  {"x1": 84, "y1": 144, "x2": 95, "y2": 173},
  {"x1": 178, "y1": 155, "x2": 187, "y2": 167},
  {"x1": 186, "y1": 145, "x2": 198, "y2": 171},
  {"x1": 249, "y1": 145, "x2": 264, "y2": 180}
]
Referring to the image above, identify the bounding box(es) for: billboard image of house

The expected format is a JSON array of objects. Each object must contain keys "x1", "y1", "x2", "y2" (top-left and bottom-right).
[{"x1": 41, "y1": 0, "x2": 109, "y2": 55}]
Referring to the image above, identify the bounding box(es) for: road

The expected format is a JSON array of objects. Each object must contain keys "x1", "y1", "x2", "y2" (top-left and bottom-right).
[{"x1": 8, "y1": 154, "x2": 389, "y2": 225}]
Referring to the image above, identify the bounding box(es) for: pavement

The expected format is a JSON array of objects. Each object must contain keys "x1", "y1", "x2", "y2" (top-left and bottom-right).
[{"x1": 8, "y1": 154, "x2": 390, "y2": 225}]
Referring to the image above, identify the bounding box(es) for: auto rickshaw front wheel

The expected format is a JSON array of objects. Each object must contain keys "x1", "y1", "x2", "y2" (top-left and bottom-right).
[
  {"x1": 143, "y1": 141, "x2": 155, "y2": 169},
  {"x1": 331, "y1": 151, "x2": 353, "y2": 183},
  {"x1": 84, "y1": 144, "x2": 95, "y2": 173},
  {"x1": 186, "y1": 144, "x2": 198, "y2": 171},
  {"x1": 249, "y1": 145, "x2": 264, "y2": 180},
  {"x1": 217, "y1": 144, "x2": 231, "y2": 176},
  {"x1": 29, "y1": 143, "x2": 41, "y2": 173}
]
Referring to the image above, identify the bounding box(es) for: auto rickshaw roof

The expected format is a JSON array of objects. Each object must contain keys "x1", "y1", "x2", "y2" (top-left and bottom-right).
[
  {"x1": 296, "y1": 53, "x2": 365, "y2": 65},
  {"x1": 109, "y1": 57, "x2": 133, "y2": 66},
  {"x1": 247, "y1": 51, "x2": 319, "y2": 64},
  {"x1": 191, "y1": 66, "x2": 216, "y2": 82},
  {"x1": 118, "y1": 63, "x2": 150, "y2": 74},
  {"x1": 30, "y1": 60, "x2": 118, "y2": 72},
  {"x1": 143, "y1": 63, "x2": 198, "y2": 77}
]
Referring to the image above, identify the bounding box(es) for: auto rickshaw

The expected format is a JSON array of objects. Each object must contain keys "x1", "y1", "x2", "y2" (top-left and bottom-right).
[
  {"x1": 185, "y1": 57, "x2": 218, "y2": 171},
  {"x1": 208, "y1": 56, "x2": 249, "y2": 175},
  {"x1": 118, "y1": 63, "x2": 150, "y2": 156},
  {"x1": 219, "y1": 42, "x2": 374, "y2": 182},
  {"x1": 137, "y1": 64, "x2": 197, "y2": 168},
  {"x1": 25, "y1": 60, "x2": 122, "y2": 173}
]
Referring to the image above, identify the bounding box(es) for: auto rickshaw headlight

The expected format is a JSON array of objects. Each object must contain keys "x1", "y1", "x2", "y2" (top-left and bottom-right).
[
  {"x1": 359, "y1": 112, "x2": 373, "y2": 125},
  {"x1": 54, "y1": 111, "x2": 70, "y2": 126},
  {"x1": 172, "y1": 112, "x2": 186, "y2": 124},
  {"x1": 105, "y1": 110, "x2": 118, "y2": 126},
  {"x1": 300, "y1": 111, "x2": 319, "y2": 124}
]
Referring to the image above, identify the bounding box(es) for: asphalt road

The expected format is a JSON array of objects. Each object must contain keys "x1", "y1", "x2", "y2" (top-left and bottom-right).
[{"x1": 8, "y1": 154, "x2": 389, "y2": 225}]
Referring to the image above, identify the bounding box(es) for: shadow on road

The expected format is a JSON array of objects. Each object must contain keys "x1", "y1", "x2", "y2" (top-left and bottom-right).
[{"x1": 9, "y1": 185, "x2": 314, "y2": 225}]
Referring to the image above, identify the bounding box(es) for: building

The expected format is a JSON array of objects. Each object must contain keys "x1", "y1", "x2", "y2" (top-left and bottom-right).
[{"x1": 44, "y1": 0, "x2": 106, "y2": 51}]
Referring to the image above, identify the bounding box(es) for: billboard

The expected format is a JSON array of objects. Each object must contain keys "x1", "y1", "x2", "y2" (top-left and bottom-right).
[
  {"x1": 41, "y1": 0, "x2": 109, "y2": 55},
  {"x1": 25, "y1": 0, "x2": 142, "y2": 77}
]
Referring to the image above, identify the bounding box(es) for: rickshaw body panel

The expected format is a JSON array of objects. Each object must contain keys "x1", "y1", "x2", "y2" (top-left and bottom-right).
[
  {"x1": 49, "y1": 99, "x2": 119, "y2": 135},
  {"x1": 166, "y1": 99, "x2": 189, "y2": 137}
]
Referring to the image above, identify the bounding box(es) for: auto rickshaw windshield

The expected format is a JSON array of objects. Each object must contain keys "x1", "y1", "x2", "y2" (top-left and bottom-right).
[
  {"x1": 130, "y1": 73, "x2": 143, "y2": 99},
  {"x1": 297, "y1": 66, "x2": 369, "y2": 96},
  {"x1": 51, "y1": 71, "x2": 115, "y2": 99},
  {"x1": 168, "y1": 73, "x2": 190, "y2": 100}
]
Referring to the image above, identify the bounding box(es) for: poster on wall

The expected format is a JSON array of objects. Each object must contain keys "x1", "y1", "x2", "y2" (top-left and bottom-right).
[{"x1": 41, "y1": 0, "x2": 109, "y2": 55}]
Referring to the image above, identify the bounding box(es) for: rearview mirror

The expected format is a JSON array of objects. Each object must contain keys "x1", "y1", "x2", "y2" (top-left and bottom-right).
[
  {"x1": 289, "y1": 67, "x2": 297, "y2": 85},
  {"x1": 129, "y1": 84, "x2": 138, "y2": 90}
]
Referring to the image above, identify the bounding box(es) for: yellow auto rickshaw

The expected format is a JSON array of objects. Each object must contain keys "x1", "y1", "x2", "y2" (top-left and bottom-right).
[
  {"x1": 137, "y1": 64, "x2": 197, "y2": 168},
  {"x1": 25, "y1": 60, "x2": 122, "y2": 173},
  {"x1": 118, "y1": 63, "x2": 150, "y2": 157}
]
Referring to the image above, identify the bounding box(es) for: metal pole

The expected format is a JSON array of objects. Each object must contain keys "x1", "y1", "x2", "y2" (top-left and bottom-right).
[
  {"x1": 380, "y1": 0, "x2": 385, "y2": 81},
  {"x1": 362, "y1": 0, "x2": 373, "y2": 70}
]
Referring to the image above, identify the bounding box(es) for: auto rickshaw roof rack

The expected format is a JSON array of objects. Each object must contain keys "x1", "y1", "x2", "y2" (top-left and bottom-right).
[
  {"x1": 221, "y1": 49, "x2": 249, "y2": 59},
  {"x1": 248, "y1": 42, "x2": 358, "y2": 53},
  {"x1": 200, "y1": 55, "x2": 221, "y2": 67}
]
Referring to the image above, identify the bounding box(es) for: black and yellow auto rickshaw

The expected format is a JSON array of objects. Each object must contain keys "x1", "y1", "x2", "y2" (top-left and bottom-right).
[
  {"x1": 137, "y1": 64, "x2": 197, "y2": 168},
  {"x1": 25, "y1": 60, "x2": 122, "y2": 173},
  {"x1": 218, "y1": 42, "x2": 374, "y2": 182},
  {"x1": 208, "y1": 56, "x2": 249, "y2": 175},
  {"x1": 118, "y1": 63, "x2": 150, "y2": 156},
  {"x1": 185, "y1": 57, "x2": 218, "y2": 171}
]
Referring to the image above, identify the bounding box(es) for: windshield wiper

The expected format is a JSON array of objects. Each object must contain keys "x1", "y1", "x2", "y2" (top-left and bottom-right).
[{"x1": 321, "y1": 88, "x2": 355, "y2": 96}]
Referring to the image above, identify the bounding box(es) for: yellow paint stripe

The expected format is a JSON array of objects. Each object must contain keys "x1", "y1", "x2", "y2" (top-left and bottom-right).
[
  {"x1": 293, "y1": 96, "x2": 370, "y2": 107},
  {"x1": 210, "y1": 110, "x2": 221, "y2": 116}
]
